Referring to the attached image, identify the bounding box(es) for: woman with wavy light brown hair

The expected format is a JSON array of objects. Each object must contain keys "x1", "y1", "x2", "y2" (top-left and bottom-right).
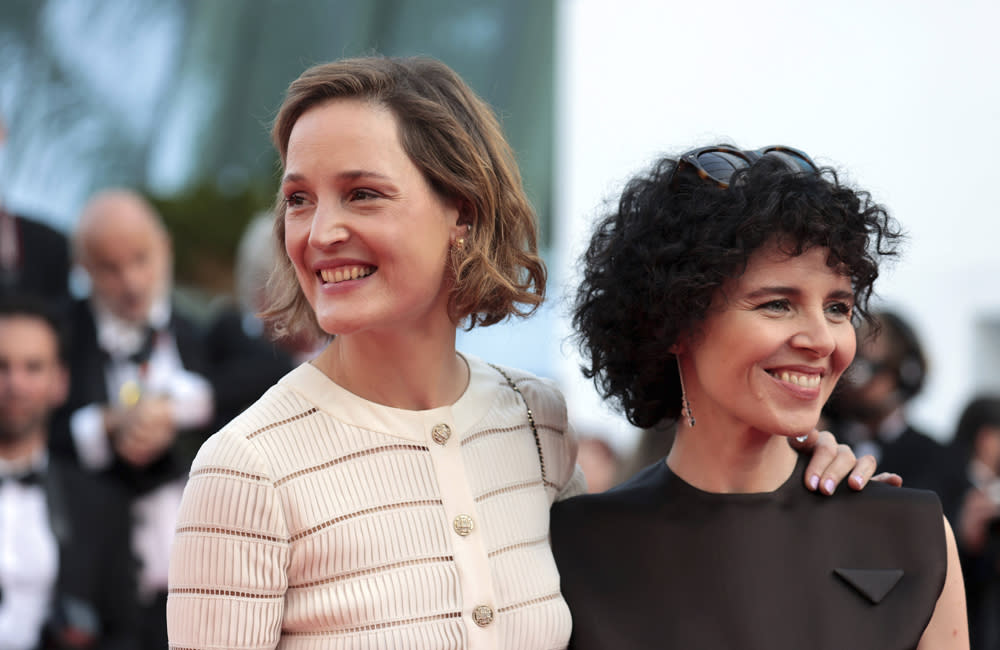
[
  {"x1": 166, "y1": 54, "x2": 581, "y2": 650},
  {"x1": 166, "y1": 58, "x2": 876, "y2": 650}
]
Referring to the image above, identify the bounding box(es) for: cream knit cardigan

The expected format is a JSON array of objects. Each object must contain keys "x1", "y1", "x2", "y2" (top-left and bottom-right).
[{"x1": 167, "y1": 354, "x2": 585, "y2": 649}]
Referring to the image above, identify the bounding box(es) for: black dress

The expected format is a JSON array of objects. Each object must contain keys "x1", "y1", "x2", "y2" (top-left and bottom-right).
[{"x1": 550, "y1": 452, "x2": 946, "y2": 650}]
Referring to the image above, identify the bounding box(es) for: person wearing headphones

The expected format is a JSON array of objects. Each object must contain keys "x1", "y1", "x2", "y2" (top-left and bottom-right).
[{"x1": 827, "y1": 309, "x2": 967, "y2": 519}]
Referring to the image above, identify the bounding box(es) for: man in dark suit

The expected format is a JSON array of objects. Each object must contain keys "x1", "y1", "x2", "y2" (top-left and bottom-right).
[
  {"x1": 50, "y1": 189, "x2": 215, "y2": 649},
  {"x1": 0, "y1": 115, "x2": 71, "y2": 305},
  {"x1": 0, "y1": 208, "x2": 70, "y2": 304},
  {"x1": 0, "y1": 294, "x2": 138, "y2": 649}
]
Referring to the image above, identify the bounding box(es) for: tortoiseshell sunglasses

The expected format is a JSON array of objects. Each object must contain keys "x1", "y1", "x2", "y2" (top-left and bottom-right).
[{"x1": 671, "y1": 145, "x2": 818, "y2": 189}]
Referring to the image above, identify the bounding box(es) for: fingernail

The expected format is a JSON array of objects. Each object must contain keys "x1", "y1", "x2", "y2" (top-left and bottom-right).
[
  {"x1": 823, "y1": 479, "x2": 835, "y2": 495},
  {"x1": 808, "y1": 475, "x2": 819, "y2": 490},
  {"x1": 850, "y1": 474, "x2": 863, "y2": 489}
]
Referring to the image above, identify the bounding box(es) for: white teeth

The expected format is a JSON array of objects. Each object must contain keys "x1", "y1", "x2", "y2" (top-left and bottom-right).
[
  {"x1": 777, "y1": 371, "x2": 821, "y2": 388},
  {"x1": 320, "y1": 266, "x2": 374, "y2": 284}
]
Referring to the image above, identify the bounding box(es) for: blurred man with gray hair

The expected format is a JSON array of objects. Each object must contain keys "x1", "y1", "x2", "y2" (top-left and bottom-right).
[{"x1": 51, "y1": 188, "x2": 213, "y2": 649}]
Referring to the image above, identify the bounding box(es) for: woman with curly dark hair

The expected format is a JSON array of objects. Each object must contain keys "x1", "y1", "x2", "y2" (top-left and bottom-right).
[{"x1": 550, "y1": 145, "x2": 968, "y2": 649}]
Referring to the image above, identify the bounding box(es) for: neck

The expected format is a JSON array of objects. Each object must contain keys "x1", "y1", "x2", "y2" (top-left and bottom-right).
[
  {"x1": 313, "y1": 326, "x2": 467, "y2": 411},
  {"x1": 667, "y1": 420, "x2": 798, "y2": 493},
  {"x1": 0, "y1": 432, "x2": 46, "y2": 464}
]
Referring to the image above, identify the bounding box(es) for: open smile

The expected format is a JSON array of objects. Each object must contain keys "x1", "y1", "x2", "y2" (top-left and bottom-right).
[
  {"x1": 765, "y1": 369, "x2": 822, "y2": 389},
  {"x1": 318, "y1": 265, "x2": 376, "y2": 284}
]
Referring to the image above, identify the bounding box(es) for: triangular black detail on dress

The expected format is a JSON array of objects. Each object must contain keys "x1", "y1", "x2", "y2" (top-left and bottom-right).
[{"x1": 833, "y1": 568, "x2": 904, "y2": 604}]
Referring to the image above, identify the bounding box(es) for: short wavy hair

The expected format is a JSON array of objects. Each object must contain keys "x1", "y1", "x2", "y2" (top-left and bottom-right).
[
  {"x1": 573, "y1": 147, "x2": 904, "y2": 428},
  {"x1": 262, "y1": 55, "x2": 545, "y2": 341}
]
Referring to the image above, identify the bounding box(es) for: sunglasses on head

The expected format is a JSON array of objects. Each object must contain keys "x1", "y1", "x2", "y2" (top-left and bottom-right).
[{"x1": 671, "y1": 145, "x2": 819, "y2": 189}]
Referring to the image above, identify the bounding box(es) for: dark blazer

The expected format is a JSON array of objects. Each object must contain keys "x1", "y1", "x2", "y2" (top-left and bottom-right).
[
  {"x1": 877, "y1": 425, "x2": 969, "y2": 522},
  {"x1": 40, "y1": 458, "x2": 139, "y2": 649},
  {"x1": 50, "y1": 298, "x2": 212, "y2": 494},
  {"x1": 0, "y1": 208, "x2": 70, "y2": 301},
  {"x1": 202, "y1": 304, "x2": 294, "y2": 432},
  {"x1": 0, "y1": 211, "x2": 70, "y2": 305}
]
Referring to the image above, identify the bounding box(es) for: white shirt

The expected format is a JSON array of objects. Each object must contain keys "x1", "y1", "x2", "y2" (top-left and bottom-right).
[
  {"x1": 68, "y1": 297, "x2": 214, "y2": 598},
  {"x1": 0, "y1": 454, "x2": 58, "y2": 650},
  {"x1": 70, "y1": 297, "x2": 214, "y2": 468}
]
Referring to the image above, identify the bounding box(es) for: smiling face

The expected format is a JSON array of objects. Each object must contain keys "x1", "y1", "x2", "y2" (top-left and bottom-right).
[
  {"x1": 0, "y1": 315, "x2": 67, "y2": 448},
  {"x1": 281, "y1": 99, "x2": 464, "y2": 339},
  {"x1": 677, "y1": 243, "x2": 857, "y2": 439}
]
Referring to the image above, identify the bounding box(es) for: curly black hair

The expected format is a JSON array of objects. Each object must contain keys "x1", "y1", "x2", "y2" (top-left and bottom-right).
[{"x1": 573, "y1": 147, "x2": 904, "y2": 429}]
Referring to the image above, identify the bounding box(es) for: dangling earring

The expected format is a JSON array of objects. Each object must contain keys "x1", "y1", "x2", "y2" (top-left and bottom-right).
[{"x1": 676, "y1": 357, "x2": 695, "y2": 428}]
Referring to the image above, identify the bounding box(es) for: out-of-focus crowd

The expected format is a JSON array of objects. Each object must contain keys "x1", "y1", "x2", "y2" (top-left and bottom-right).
[{"x1": 0, "y1": 110, "x2": 323, "y2": 650}]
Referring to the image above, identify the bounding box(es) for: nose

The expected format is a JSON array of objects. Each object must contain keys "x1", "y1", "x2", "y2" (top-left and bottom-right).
[
  {"x1": 308, "y1": 202, "x2": 351, "y2": 249},
  {"x1": 2, "y1": 367, "x2": 27, "y2": 396},
  {"x1": 121, "y1": 262, "x2": 146, "y2": 294},
  {"x1": 790, "y1": 309, "x2": 837, "y2": 357}
]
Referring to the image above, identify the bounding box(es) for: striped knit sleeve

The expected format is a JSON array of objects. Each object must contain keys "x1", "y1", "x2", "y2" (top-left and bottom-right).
[{"x1": 167, "y1": 422, "x2": 290, "y2": 649}]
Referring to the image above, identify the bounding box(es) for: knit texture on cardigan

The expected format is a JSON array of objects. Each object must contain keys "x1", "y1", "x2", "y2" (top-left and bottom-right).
[{"x1": 167, "y1": 354, "x2": 584, "y2": 650}]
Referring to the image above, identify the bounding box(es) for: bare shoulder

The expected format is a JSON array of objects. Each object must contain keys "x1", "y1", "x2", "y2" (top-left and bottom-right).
[{"x1": 916, "y1": 516, "x2": 969, "y2": 649}]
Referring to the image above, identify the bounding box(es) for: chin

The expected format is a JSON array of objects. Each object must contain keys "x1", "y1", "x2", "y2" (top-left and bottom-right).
[
  {"x1": 767, "y1": 415, "x2": 821, "y2": 439},
  {"x1": 314, "y1": 313, "x2": 367, "y2": 337},
  {"x1": 115, "y1": 298, "x2": 152, "y2": 323},
  {"x1": 121, "y1": 309, "x2": 149, "y2": 325}
]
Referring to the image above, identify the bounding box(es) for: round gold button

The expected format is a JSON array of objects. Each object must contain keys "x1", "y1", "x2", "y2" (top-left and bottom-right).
[
  {"x1": 472, "y1": 605, "x2": 494, "y2": 627},
  {"x1": 431, "y1": 423, "x2": 451, "y2": 445},
  {"x1": 453, "y1": 514, "x2": 474, "y2": 536}
]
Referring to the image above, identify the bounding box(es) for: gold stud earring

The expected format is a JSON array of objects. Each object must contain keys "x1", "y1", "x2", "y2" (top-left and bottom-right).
[{"x1": 454, "y1": 225, "x2": 469, "y2": 248}]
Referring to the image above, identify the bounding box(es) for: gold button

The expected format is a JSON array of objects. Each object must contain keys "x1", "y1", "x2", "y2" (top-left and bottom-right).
[
  {"x1": 431, "y1": 423, "x2": 451, "y2": 445},
  {"x1": 472, "y1": 605, "x2": 494, "y2": 627},
  {"x1": 453, "y1": 514, "x2": 474, "y2": 536}
]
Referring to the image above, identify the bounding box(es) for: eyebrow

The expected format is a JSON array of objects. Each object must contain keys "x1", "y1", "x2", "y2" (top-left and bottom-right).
[
  {"x1": 745, "y1": 286, "x2": 855, "y2": 301},
  {"x1": 281, "y1": 170, "x2": 392, "y2": 185}
]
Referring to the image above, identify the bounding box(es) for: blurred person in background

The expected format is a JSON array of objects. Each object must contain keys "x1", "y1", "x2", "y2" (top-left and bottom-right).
[
  {"x1": 950, "y1": 396, "x2": 1000, "y2": 649},
  {"x1": 0, "y1": 294, "x2": 138, "y2": 650},
  {"x1": 574, "y1": 433, "x2": 622, "y2": 493},
  {"x1": 828, "y1": 309, "x2": 968, "y2": 519},
  {"x1": 202, "y1": 212, "x2": 300, "y2": 432},
  {"x1": 232, "y1": 211, "x2": 327, "y2": 363},
  {"x1": 50, "y1": 188, "x2": 214, "y2": 649},
  {"x1": 0, "y1": 114, "x2": 71, "y2": 306}
]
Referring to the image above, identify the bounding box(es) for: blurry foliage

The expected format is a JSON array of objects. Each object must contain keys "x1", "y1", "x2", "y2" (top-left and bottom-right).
[
  {"x1": 1, "y1": 0, "x2": 555, "y2": 301},
  {"x1": 150, "y1": 177, "x2": 276, "y2": 295}
]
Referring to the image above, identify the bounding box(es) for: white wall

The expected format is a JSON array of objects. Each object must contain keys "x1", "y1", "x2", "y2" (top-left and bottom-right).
[{"x1": 549, "y1": 0, "x2": 1000, "y2": 448}]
